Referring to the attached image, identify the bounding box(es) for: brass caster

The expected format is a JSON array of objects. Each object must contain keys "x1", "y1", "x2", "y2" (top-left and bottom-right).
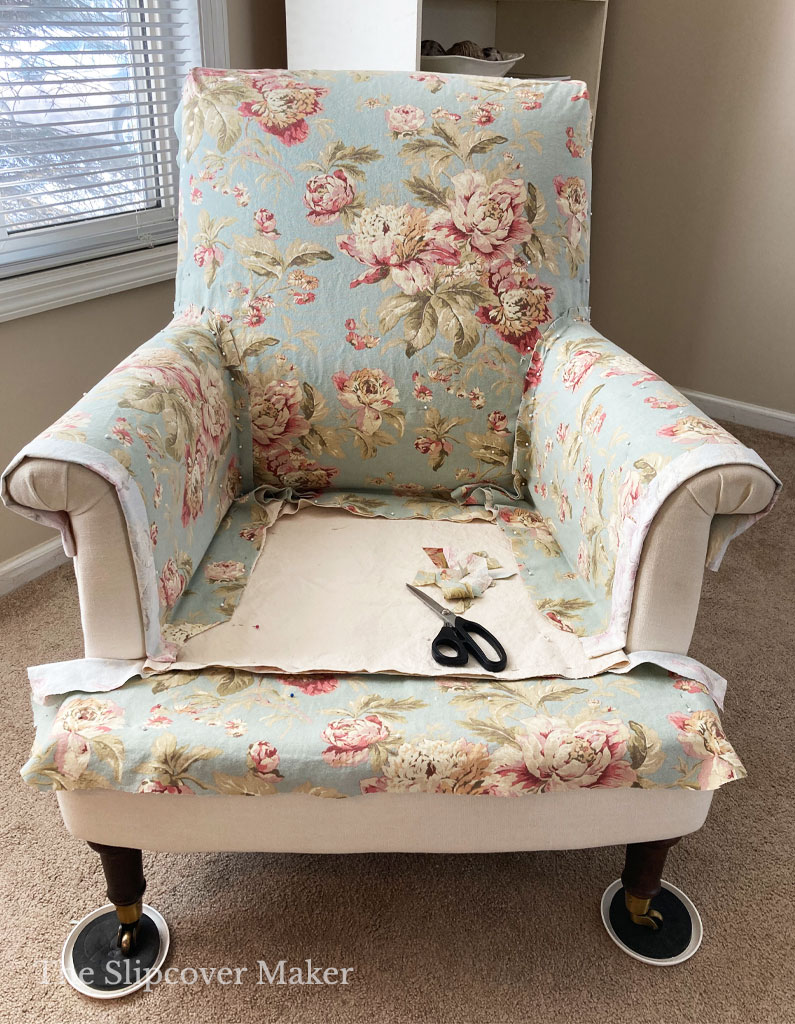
[
  {"x1": 625, "y1": 892, "x2": 664, "y2": 930},
  {"x1": 628, "y1": 908, "x2": 664, "y2": 929},
  {"x1": 601, "y1": 879, "x2": 703, "y2": 965},
  {"x1": 117, "y1": 922, "x2": 139, "y2": 956},
  {"x1": 114, "y1": 899, "x2": 143, "y2": 956}
]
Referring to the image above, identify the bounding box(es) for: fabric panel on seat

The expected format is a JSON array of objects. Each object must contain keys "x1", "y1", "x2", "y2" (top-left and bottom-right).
[{"x1": 23, "y1": 663, "x2": 744, "y2": 797}]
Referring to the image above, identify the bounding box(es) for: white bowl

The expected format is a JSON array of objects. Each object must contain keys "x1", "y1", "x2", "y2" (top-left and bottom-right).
[{"x1": 419, "y1": 52, "x2": 524, "y2": 78}]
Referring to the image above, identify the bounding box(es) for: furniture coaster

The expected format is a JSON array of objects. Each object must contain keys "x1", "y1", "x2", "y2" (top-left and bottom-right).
[
  {"x1": 600, "y1": 879, "x2": 702, "y2": 965},
  {"x1": 61, "y1": 903, "x2": 169, "y2": 999}
]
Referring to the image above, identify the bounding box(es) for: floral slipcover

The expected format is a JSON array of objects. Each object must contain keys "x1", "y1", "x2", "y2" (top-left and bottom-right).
[
  {"x1": 23, "y1": 665, "x2": 746, "y2": 796},
  {"x1": 174, "y1": 69, "x2": 592, "y2": 497},
  {"x1": 2, "y1": 70, "x2": 780, "y2": 798}
]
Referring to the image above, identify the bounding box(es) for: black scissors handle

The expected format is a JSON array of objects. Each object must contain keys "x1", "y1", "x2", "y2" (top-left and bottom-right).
[{"x1": 431, "y1": 616, "x2": 508, "y2": 673}]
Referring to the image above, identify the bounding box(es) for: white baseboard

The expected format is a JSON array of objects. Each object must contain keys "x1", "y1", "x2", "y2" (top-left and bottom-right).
[
  {"x1": 0, "y1": 537, "x2": 69, "y2": 598},
  {"x1": 679, "y1": 388, "x2": 795, "y2": 438}
]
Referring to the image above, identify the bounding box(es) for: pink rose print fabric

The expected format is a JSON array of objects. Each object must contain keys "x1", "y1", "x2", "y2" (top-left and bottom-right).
[
  {"x1": 173, "y1": 69, "x2": 597, "y2": 495},
  {"x1": 21, "y1": 666, "x2": 748, "y2": 797},
  {"x1": 237, "y1": 72, "x2": 328, "y2": 147},
  {"x1": 304, "y1": 170, "x2": 356, "y2": 225},
  {"x1": 337, "y1": 204, "x2": 460, "y2": 294}
]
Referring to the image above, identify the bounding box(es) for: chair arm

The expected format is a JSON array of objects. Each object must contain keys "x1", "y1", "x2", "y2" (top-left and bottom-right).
[
  {"x1": 5, "y1": 459, "x2": 145, "y2": 659},
  {"x1": 1, "y1": 318, "x2": 243, "y2": 661},
  {"x1": 626, "y1": 463, "x2": 776, "y2": 653},
  {"x1": 519, "y1": 321, "x2": 780, "y2": 656}
]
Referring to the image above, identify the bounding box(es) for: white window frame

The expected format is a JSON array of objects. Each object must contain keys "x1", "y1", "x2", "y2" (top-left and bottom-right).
[{"x1": 0, "y1": 0, "x2": 229, "y2": 323}]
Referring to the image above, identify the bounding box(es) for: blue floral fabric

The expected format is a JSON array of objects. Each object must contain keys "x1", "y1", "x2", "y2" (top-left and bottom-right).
[
  {"x1": 23, "y1": 665, "x2": 745, "y2": 796},
  {"x1": 174, "y1": 69, "x2": 592, "y2": 495},
  {"x1": 2, "y1": 322, "x2": 242, "y2": 659},
  {"x1": 1, "y1": 70, "x2": 778, "y2": 670},
  {"x1": 514, "y1": 320, "x2": 780, "y2": 655}
]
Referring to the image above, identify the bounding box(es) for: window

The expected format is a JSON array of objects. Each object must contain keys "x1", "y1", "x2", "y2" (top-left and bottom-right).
[{"x1": 0, "y1": 0, "x2": 228, "y2": 311}]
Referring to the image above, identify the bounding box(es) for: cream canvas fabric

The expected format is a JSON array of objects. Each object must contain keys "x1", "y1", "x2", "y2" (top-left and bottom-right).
[
  {"x1": 170, "y1": 508, "x2": 629, "y2": 679},
  {"x1": 56, "y1": 788, "x2": 714, "y2": 853}
]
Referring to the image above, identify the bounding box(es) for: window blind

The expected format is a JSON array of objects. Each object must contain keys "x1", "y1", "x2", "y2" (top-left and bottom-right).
[{"x1": 0, "y1": 0, "x2": 203, "y2": 277}]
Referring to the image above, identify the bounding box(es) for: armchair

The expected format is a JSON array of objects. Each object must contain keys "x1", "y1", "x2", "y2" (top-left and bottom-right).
[{"x1": 2, "y1": 68, "x2": 779, "y2": 991}]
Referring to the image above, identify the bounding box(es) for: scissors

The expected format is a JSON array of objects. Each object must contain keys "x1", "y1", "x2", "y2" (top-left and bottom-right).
[{"x1": 406, "y1": 584, "x2": 508, "y2": 673}]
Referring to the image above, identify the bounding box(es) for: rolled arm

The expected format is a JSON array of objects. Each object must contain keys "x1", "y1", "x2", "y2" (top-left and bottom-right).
[
  {"x1": 2, "y1": 318, "x2": 242, "y2": 661},
  {"x1": 6, "y1": 459, "x2": 145, "y2": 659},
  {"x1": 626, "y1": 463, "x2": 775, "y2": 653},
  {"x1": 518, "y1": 322, "x2": 780, "y2": 656}
]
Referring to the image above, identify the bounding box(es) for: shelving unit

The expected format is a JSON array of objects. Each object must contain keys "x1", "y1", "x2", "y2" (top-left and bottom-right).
[{"x1": 286, "y1": 0, "x2": 608, "y2": 117}]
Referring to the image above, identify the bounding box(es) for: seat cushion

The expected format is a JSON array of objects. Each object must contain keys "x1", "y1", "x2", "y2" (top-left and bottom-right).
[
  {"x1": 17, "y1": 480, "x2": 740, "y2": 707},
  {"x1": 149, "y1": 489, "x2": 728, "y2": 698},
  {"x1": 164, "y1": 500, "x2": 627, "y2": 681},
  {"x1": 24, "y1": 664, "x2": 744, "y2": 798},
  {"x1": 174, "y1": 69, "x2": 592, "y2": 493}
]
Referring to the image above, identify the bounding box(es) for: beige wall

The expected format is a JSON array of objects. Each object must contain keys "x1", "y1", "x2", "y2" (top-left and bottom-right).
[
  {"x1": 591, "y1": 0, "x2": 795, "y2": 413},
  {"x1": 2, "y1": 1, "x2": 792, "y2": 563},
  {"x1": 226, "y1": 0, "x2": 286, "y2": 70},
  {"x1": 0, "y1": 2, "x2": 286, "y2": 564},
  {"x1": 0, "y1": 284, "x2": 175, "y2": 562}
]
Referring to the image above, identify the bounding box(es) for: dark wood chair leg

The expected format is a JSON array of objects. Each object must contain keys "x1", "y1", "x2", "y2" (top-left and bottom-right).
[
  {"x1": 621, "y1": 836, "x2": 681, "y2": 929},
  {"x1": 87, "y1": 842, "x2": 146, "y2": 955}
]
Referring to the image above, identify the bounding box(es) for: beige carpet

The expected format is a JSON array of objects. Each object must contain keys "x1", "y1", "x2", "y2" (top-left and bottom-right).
[{"x1": 0, "y1": 422, "x2": 793, "y2": 1024}]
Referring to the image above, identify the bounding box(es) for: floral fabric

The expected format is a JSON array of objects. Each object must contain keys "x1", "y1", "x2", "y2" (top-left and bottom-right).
[
  {"x1": 411, "y1": 545, "x2": 516, "y2": 609},
  {"x1": 2, "y1": 321, "x2": 241, "y2": 659},
  {"x1": 174, "y1": 69, "x2": 592, "y2": 494},
  {"x1": 514, "y1": 320, "x2": 781, "y2": 655},
  {"x1": 22, "y1": 664, "x2": 745, "y2": 796},
  {"x1": 162, "y1": 490, "x2": 289, "y2": 645},
  {"x1": 2, "y1": 69, "x2": 778, "y2": 675}
]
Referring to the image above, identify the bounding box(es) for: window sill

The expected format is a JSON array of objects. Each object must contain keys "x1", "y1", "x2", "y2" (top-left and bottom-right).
[{"x1": 0, "y1": 243, "x2": 178, "y2": 323}]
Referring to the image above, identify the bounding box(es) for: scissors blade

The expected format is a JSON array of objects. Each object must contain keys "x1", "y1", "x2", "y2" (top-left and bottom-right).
[{"x1": 406, "y1": 583, "x2": 456, "y2": 625}]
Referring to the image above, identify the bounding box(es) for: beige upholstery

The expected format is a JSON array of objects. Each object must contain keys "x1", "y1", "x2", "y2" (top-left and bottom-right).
[
  {"x1": 56, "y1": 788, "x2": 713, "y2": 853},
  {"x1": 6, "y1": 459, "x2": 776, "y2": 660},
  {"x1": 7, "y1": 458, "x2": 145, "y2": 659},
  {"x1": 626, "y1": 465, "x2": 776, "y2": 653}
]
